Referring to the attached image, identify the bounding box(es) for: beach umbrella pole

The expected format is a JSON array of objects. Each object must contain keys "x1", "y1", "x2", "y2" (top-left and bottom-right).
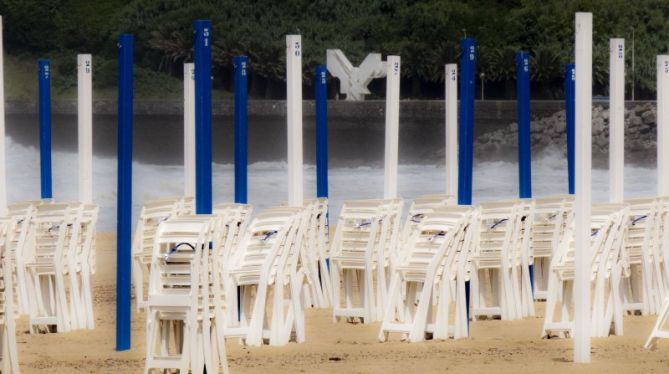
[
  {"x1": 0, "y1": 17, "x2": 7, "y2": 215},
  {"x1": 38, "y1": 59, "x2": 52, "y2": 199},
  {"x1": 516, "y1": 51, "x2": 533, "y2": 290},
  {"x1": 609, "y1": 39, "x2": 625, "y2": 203},
  {"x1": 574, "y1": 12, "x2": 593, "y2": 364},
  {"x1": 445, "y1": 64, "x2": 458, "y2": 197},
  {"x1": 183, "y1": 63, "x2": 195, "y2": 198},
  {"x1": 384, "y1": 56, "x2": 400, "y2": 199},
  {"x1": 516, "y1": 51, "x2": 531, "y2": 200},
  {"x1": 78, "y1": 54, "x2": 93, "y2": 204},
  {"x1": 565, "y1": 64, "x2": 575, "y2": 195},
  {"x1": 458, "y1": 37, "x2": 476, "y2": 330},
  {"x1": 315, "y1": 65, "x2": 328, "y2": 199},
  {"x1": 115, "y1": 33, "x2": 133, "y2": 351},
  {"x1": 286, "y1": 35, "x2": 303, "y2": 207},
  {"x1": 657, "y1": 55, "x2": 669, "y2": 196},
  {"x1": 234, "y1": 56, "x2": 248, "y2": 204},
  {"x1": 193, "y1": 20, "x2": 212, "y2": 214}
]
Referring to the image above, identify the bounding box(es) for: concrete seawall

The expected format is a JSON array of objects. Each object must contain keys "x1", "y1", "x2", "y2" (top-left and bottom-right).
[{"x1": 4, "y1": 100, "x2": 655, "y2": 166}]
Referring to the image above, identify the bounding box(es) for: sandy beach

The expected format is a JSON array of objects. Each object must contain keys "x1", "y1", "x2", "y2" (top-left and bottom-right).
[{"x1": 10, "y1": 232, "x2": 668, "y2": 373}]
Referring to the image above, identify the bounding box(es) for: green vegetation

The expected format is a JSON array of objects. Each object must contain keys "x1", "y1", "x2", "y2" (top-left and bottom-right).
[{"x1": 0, "y1": 0, "x2": 667, "y2": 99}]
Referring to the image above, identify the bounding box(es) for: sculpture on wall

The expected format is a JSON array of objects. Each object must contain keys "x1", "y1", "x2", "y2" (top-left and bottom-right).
[{"x1": 326, "y1": 50, "x2": 387, "y2": 101}]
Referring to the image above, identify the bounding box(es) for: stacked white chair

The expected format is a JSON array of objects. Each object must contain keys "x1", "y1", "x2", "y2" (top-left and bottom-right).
[
  {"x1": 510, "y1": 199, "x2": 535, "y2": 318},
  {"x1": 379, "y1": 206, "x2": 474, "y2": 342},
  {"x1": 132, "y1": 197, "x2": 186, "y2": 310},
  {"x1": 543, "y1": 203, "x2": 629, "y2": 338},
  {"x1": 330, "y1": 198, "x2": 403, "y2": 324},
  {"x1": 212, "y1": 202, "x2": 254, "y2": 266},
  {"x1": 144, "y1": 216, "x2": 230, "y2": 373},
  {"x1": 24, "y1": 203, "x2": 82, "y2": 333},
  {"x1": 621, "y1": 197, "x2": 664, "y2": 315},
  {"x1": 68, "y1": 204, "x2": 99, "y2": 330},
  {"x1": 645, "y1": 298, "x2": 669, "y2": 349},
  {"x1": 301, "y1": 198, "x2": 332, "y2": 308},
  {"x1": 531, "y1": 195, "x2": 574, "y2": 300},
  {"x1": 210, "y1": 202, "x2": 253, "y2": 336},
  {"x1": 470, "y1": 200, "x2": 525, "y2": 320},
  {"x1": 399, "y1": 195, "x2": 455, "y2": 240},
  {"x1": 224, "y1": 206, "x2": 306, "y2": 346},
  {"x1": 656, "y1": 197, "x2": 669, "y2": 302},
  {"x1": 0, "y1": 217, "x2": 20, "y2": 373},
  {"x1": 6, "y1": 202, "x2": 35, "y2": 314}
]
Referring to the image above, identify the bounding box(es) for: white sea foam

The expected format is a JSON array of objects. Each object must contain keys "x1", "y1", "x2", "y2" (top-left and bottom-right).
[{"x1": 5, "y1": 137, "x2": 657, "y2": 231}]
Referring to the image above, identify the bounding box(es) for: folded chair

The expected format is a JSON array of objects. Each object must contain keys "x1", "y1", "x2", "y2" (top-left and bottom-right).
[
  {"x1": 6, "y1": 202, "x2": 36, "y2": 315},
  {"x1": 645, "y1": 296, "x2": 669, "y2": 349},
  {"x1": 225, "y1": 206, "x2": 306, "y2": 346},
  {"x1": 210, "y1": 203, "x2": 253, "y2": 341},
  {"x1": 312, "y1": 198, "x2": 333, "y2": 308},
  {"x1": 622, "y1": 197, "x2": 664, "y2": 315},
  {"x1": 299, "y1": 198, "x2": 333, "y2": 308},
  {"x1": 133, "y1": 197, "x2": 184, "y2": 311},
  {"x1": 470, "y1": 200, "x2": 524, "y2": 320},
  {"x1": 25, "y1": 203, "x2": 83, "y2": 333},
  {"x1": 68, "y1": 204, "x2": 99, "y2": 330},
  {"x1": 0, "y1": 217, "x2": 20, "y2": 373},
  {"x1": 395, "y1": 194, "x2": 455, "y2": 261},
  {"x1": 655, "y1": 197, "x2": 669, "y2": 305},
  {"x1": 543, "y1": 203, "x2": 629, "y2": 338},
  {"x1": 144, "y1": 216, "x2": 230, "y2": 374},
  {"x1": 379, "y1": 206, "x2": 473, "y2": 342},
  {"x1": 531, "y1": 195, "x2": 573, "y2": 300},
  {"x1": 330, "y1": 199, "x2": 402, "y2": 324}
]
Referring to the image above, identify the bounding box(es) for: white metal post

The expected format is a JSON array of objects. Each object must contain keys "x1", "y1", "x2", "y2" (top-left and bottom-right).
[
  {"x1": 384, "y1": 56, "x2": 400, "y2": 199},
  {"x1": 0, "y1": 17, "x2": 7, "y2": 215},
  {"x1": 77, "y1": 54, "x2": 93, "y2": 204},
  {"x1": 286, "y1": 35, "x2": 303, "y2": 207},
  {"x1": 574, "y1": 12, "x2": 592, "y2": 364},
  {"x1": 609, "y1": 39, "x2": 625, "y2": 203},
  {"x1": 445, "y1": 64, "x2": 458, "y2": 197},
  {"x1": 658, "y1": 56, "x2": 669, "y2": 196},
  {"x1": 184, "y1": 63, "x2": 196, "y2": 197}
]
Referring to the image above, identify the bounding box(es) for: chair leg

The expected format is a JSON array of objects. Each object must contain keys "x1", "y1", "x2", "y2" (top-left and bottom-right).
[
  {"x1": 434, "y1": 277, "x2": 450, "y2": 340},
  {"x1": 409, "y1": 280, "x2": 434, "y2": 342}
]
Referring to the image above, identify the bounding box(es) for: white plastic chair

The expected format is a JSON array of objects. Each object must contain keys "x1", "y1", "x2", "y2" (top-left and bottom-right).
[
  {"x1": 470, "y1": 200, "x2": 523, "y2": 320},
  {"x1": 330, "y1": 198, "x2": 402, "y2": 324},
  {"x1": 24, "y1": 203, "x2": 82, "y2": 333},
  {"x1": 225, "y1": 206, "x2": 306, "y2": 346},
  {"x1": 144, "y1": 216, "x2": 229, "y2": 373},
  {"x1": 0, "y1": 217, "x2": 20, "y2": 373},
  {"x1": 543, "y1": 203, "x2": 629, "y2": 338},
  {"x1": 133, "y1": 197, "x2": 184, "y2": 311},
  {"x1": 531, "y1": 195, "x2": 573, "y2": 301},
  {"x1": 379, "y1": 206, "x2": 473, "y2": 342}
]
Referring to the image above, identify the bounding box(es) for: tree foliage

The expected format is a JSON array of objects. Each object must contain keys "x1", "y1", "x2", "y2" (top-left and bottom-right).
[{"x1": 0, "y1": 0, "x2": 667, "y2": 98}]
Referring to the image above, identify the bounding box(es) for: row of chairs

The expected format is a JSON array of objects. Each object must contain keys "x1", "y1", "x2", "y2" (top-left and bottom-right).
[
  {"x1": 137, "y1": 197, "x2": 331, "y2": 372},
  {"x1": 135, "y1": 191, "x2": 669, "y2": 364},
  {"x1": 330, "y1": 193, "x2": 669, "y2": 344},
  {"x1": 0, "y1": 200, "x2": 99, "y2": 373}
]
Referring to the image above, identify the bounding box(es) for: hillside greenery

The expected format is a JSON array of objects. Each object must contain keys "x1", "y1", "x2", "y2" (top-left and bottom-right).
[{"x1": 0, "y1": 0, "x2": 666, "y2": 99}]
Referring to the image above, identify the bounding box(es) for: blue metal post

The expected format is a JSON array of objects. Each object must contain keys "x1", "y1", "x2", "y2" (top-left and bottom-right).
[
  {"x1": 194, "y1": 20, "x2": 212, "y2": 214},
  {"x1": 234, "y1": 56, "x2": 248, "y2": 204},
  {"x1": 115, "y1": 34, "x2": 133, "y2": 351},
  {"x1": 517, "y1": 52, "x2": 532, "y2": 199},
  {"x1": 459, "y1": 38, "x2": 476, "y2": 331},
  {"x1": 458, "y1": 38, "x2": 476, "y2": 206},
  {"x1": 565, "y1": 63, "x2": 576, "y2": 195},
  {"x1": 516, "y1": 51, "x2": 534, "y2": 291},
  {"x1": 38, "y1": 59, "x2": 52, "y2": 199},
  {"x1": 315, "y1": 65, "x2": 328, "y2": 198}
]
